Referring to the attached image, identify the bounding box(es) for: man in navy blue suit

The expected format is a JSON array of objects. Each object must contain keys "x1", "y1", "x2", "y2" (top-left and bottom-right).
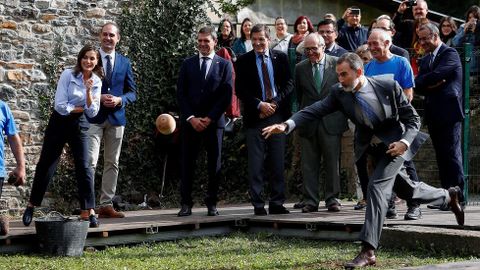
[
  {"x1": 415, "y1": 23, "x2": 465, "y2": 198},
  {"x1": 176, "y1": 26, "x2": 233, "y2": 217},
  {"x1": 87, "y1": 22, "x2": 137, "y2": 219},
  {"x1": 235, "y1": 24, "x2": 293, "y2": 215}
]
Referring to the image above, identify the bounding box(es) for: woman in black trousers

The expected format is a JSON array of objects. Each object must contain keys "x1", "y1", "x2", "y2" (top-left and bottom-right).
[{"x1": 23, "y1": 45, "x2": 103, "y2": 227}]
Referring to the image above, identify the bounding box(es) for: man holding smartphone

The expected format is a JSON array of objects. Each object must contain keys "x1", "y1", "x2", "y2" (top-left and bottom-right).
[
  {"x1": 337, "y1": 6, "x2": 369, "y2": 52},
  {"x1": 392, "y1": 0, "x2": 437, "y2": 48}
]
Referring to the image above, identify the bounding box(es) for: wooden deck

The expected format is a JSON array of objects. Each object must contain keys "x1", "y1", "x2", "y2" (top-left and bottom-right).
[{"x1": 1, "y1": 202, "x2": 479, "y2": 254}]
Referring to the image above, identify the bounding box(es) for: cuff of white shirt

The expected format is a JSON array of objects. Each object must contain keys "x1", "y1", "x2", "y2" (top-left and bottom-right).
[
  {"x1": 284, "y1": 119, "x2": 296, "y2": 135},
  {"x1": 186, "y1": 115, "x2": 195, "y2": 122},
  {"x1": 400, "y1": 139, "x2": 410, "y2": 149}
]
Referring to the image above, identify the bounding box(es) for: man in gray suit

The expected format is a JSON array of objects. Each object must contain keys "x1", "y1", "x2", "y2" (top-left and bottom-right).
[
  {"x1": 294, "y1": 33, "x2": 347, "y2": 213},
  {"x1": 262, "y1": 53, "x2": 465, "y2": 268}
]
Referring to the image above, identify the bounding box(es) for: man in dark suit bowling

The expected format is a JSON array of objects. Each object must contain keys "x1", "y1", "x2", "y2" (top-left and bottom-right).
[{"x1": 262, "y1": 53, "x2": 465, "y2": 268}]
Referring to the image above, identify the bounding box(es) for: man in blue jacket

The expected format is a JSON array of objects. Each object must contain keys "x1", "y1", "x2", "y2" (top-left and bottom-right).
[{"x1": 87, "y1": 22, "x2": 137, "y2": 218}]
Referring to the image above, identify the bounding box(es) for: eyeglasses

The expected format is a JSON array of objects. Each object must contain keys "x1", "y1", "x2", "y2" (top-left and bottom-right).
[
  {"x1": 418, "y1": 33, "x2": 433, "y2": 43},
  {"x1": 304, "y1": 47, "x2": 318, "y2": 53},
  {"x1": 318, "y1": 30, "x2": 335, "y2": 35}
]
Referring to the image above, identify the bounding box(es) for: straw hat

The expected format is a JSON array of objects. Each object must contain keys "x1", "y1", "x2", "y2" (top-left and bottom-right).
[{"x1": 155, "y1": 114, "x2": 176, "y2": 135}]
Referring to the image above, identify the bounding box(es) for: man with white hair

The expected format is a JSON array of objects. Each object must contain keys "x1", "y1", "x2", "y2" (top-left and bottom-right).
[
  {"x1": 392, "y1": 0, "x2": 437, "y2": 48},
  {"x1": 294, "y1": 33, "x2": 347, "y2": 213},
  {"x1": 374, "y1": 15, "x2": 410, "y2": 59},
  {"x1": 362, "y1": 28, "x2": 423, "y2": 220}
]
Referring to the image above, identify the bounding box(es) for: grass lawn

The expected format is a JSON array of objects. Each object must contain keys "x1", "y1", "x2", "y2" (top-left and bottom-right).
[{"x1": 0, "y1": 232, "x2": 476, "y2": 270}]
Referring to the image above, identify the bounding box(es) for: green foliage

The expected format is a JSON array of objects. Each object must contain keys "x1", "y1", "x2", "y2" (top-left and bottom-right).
[
  {"x1": 115, "y1": 0, "x2": 259, "y2": 206},
  {"x1": 0, "y1": 232, "x2": 476, "y2": 269}
]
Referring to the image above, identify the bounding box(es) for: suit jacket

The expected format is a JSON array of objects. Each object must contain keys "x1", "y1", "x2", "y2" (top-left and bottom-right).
[
  {"x1": 87, "y1": 52, "x2": 137, "y2": 126},
  {"x1": 390, "y1": 44, "x2": 410, "y2": 59},
  {"x1": 291, "y1": 76, "x2": 427, "y2": 162},
  {"x1": 294, "y1": 55, "x2": 348, "y2": 137},
  {"x1": 235, "y1": 50, "x2": 293, "y2": 128},
  {"x1": 326, "y1": 43, "x2": 348, "y2": 57},
  {"x1": 415, "y1": 44, "x2": 464, "y2": 125},
  {"x1": 177, "y1": 54, "x2": 233, "y2": 127}
]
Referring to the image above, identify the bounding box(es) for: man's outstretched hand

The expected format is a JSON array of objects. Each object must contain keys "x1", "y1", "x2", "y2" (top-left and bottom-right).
[{"x1": 262, "y1": 123, "x2": 287, "y2": 139}]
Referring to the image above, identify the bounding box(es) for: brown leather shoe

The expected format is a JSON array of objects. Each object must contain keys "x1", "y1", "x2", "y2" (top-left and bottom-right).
[
  {"x1": 80, "y1": 210, "x2": 90, "y2": 221},
  {"x1": 0, "y1": 216, "x2": 9, "y2": 236},
  {"x1": 98, "y1": 205, "x2": 125, "y2": 218},
  {"x1": 448, "y1": 186, "x2": 465, "y2": 226},
  {"x1": 344, "y1": 250, "x2": 376, "y2": 269}
]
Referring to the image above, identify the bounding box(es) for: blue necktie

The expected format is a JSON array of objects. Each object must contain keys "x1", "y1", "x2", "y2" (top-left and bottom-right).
[
  {"x1": 200, "y1": 56, "x2": 209, "y2": 80},
  {"x1": 354, "y1": 92, "x2": 380, "y2": 127},
  {"x1": 105, "y1": 55, "x2": 112, "y2": 85}
]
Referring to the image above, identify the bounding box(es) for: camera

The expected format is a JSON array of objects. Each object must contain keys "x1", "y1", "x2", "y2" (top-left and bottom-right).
[
  {"x1": 406, "y1": 0, "x2": 417, "y2": 8},
  {"x1": 350, "y1": 8, "x2": 361, "y2": 15}
]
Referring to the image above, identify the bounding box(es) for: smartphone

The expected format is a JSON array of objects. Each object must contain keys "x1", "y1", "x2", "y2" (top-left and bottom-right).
[
  {"x1": 350, "y1": 8, "x2": 360, "y2": 15},
  {"x1": 406, "y1": 0, "x2": 417, "y2": 8}
]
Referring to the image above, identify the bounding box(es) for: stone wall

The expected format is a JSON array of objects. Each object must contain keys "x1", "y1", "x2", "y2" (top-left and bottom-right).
[{"x1": 0, "y1": 0, "x2": 127, "y2": 209}]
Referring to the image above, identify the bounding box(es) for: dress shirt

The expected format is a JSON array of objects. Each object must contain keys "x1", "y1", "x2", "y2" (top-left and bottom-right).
[
  {"x1": 311, "y1": 56, "x2": 326, "y2": 77},
  {"x1": 429, "y1": 42, "x2": 442, "y2": 65},
  {"x1": 198, "y1": 51, "x2": 215, "y2": 79},
  {"x1": 255, "y1": 50, "x2": 277, "y2": 101},
  {"x1": 54, "y1": 69, "x2": 102, "y2": 118},
  {"x1": 100, "y1": 49, "x2": 116, "y2": 79}
]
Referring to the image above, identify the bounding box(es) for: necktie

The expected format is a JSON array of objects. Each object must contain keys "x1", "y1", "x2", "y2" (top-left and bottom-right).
[
  {"x1": 105, "y1": 55, "x2": 112, "y2": 85},
  {"x1": 313, "y1": 63, "x2": 322, "y2": 93},
  {"x1": 354, "y1": 91, "x2": 380, "y2": 127},
  {"x1": 428, "y1": 53, "x2": 434, "y2": 69},
  {"x1": 260, "y1": 54, "x2": 273, "y2": 101},
  {"x1": 200, "y1": 56, "x2": 209, "y2": 80}
]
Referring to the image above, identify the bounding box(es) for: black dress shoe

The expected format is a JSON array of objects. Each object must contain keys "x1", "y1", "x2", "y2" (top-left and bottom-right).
[
  {"x1": 301, "y1": 204, "x2": 318, "y2": 213},
  {"x1": 89, "y1": 215, "x2": 100, "y2": 228},
  {"x1": 344, "y1": 251, "x2": 376, "y2": 269},
  {"x1": 327, "y1": 202, "x2": 342, "y2": 212},
  {"x1": 177, "y1": 205, "x2": 192, "y2": 217},
  {"x1": 353, "y1": 199, "x2": 367, "y2": 210},
  {"x1": 404, "y1": 205, "x2": 422, "y2": 220},
  {"x1": 386, "y1": 205, "x2": 398, "y2": 219},
  {"x1": 22, "y1": 206, "x2": 34, "y2": 227},
  {"x1": 268, "y1": 205, "x2": 290, "y2": 215},
  {"x1": 448, "y1": 186, "x2": 465, "y2": 226},
  {"x1": 293, "y1": 202, "x2": 305, "y2": 209},
  {"x1": 254, "y1": 207, "x2": 267, "y2": 216},
  {"x1": 207, "y1": 205, "x2": 219, "y2": 216}
]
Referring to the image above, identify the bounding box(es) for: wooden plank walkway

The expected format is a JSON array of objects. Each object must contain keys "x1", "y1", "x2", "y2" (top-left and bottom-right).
[{"x1": 0, "y1": 202, "x2": 478, "y2": 254}]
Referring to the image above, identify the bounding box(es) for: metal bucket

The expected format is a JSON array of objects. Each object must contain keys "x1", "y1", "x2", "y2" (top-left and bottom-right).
[{"x1": 34, "y1": 212, "x2": 89, "y2": 256}]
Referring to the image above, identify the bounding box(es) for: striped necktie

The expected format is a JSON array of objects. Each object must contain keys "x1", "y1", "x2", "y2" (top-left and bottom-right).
[
  {"x1": 105, "y1": 55, "x2": 113, "y2": 85},
  {"x1": 354, "y1": 91, "x2": 380, "y2": 127}
]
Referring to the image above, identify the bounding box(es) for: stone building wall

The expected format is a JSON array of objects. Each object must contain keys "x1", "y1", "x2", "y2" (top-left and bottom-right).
[{"x1": 0, "y1": 0, "x2": 127, "y2": 210}]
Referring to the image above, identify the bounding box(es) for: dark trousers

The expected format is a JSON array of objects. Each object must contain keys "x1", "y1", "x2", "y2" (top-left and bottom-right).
[
  {"x1": 30, "y1": 111, "x2": 95, "y2": 210},
  {"x1": 180, "y1": 122, "x2": 223, "y2": 207},
  {"x1": 428, "y1": 122, "x2": 464, "y2": 191},
  {"x1": 246, "y1": 113, "x2": 286, "y2": 208},
  {"x1": 360, "y1": 143, "x2": 449, "y2": 249}
]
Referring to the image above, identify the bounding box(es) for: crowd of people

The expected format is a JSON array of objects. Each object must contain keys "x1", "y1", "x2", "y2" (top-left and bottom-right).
[
  {"x1": 0, "y1": 0, "x2": 475, "y2": 267},
  {"x1": 176, "y1": 0, "x2": 472, "y2": 267}
]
